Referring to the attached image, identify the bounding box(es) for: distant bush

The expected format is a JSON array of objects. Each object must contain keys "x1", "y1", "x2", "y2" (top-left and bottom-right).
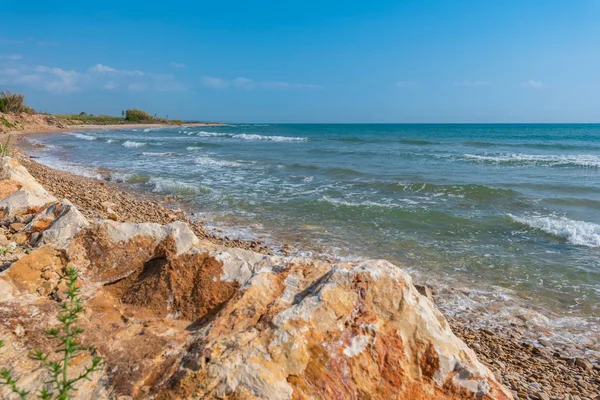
[
  {"x1": 57, "y1": 114, "x2": 125, "y2": 125},
  {"x1": 0, "y1": 90, "x2": 34, "y2": 114},
  {"x1": 125, "y1": 109, "x2": 153, "y2": 122}
]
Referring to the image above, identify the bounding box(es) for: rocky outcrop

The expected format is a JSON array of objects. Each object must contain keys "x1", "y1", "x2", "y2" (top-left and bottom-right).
[
  {"x1": 0, "y1": 157, "x2": 512, "y2": 399},
  {"x1": 0, "y1": 112, "x2": 67, "y2": 134}
]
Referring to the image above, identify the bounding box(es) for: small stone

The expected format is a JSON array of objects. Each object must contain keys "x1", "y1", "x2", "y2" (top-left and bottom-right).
[
  {"x1": 575, "y1": 358, "x2": 593, "y2": 371},
  {"x1": 13, "y1": 232, "x2": 28, "y2": 245},
  {"x1": 9, "y1": 222, "x2": 25, "y2": 232},
  {"x1": 535, "y1": 392, "x2": 550, "y2": 400}
]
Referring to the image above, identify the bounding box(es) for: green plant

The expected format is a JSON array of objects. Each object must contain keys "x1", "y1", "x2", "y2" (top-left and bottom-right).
[
  {"x1": 0, "y1": 135, "x2": 11, "y2": 157},
  {"x1": 0, "y1": 244, "x2": 15, "y2": 255},
  {"x1": 0, "y1": 91, "x2": 27, "y2": 114},
  {"x1": 0, "y1": 268, "x2": 102, "y2": 399},
  {"x1": 0, "y1": 117, "x2": 13, "y2": 129},
  {"x1": 125, "y1": 108, "x2": 153, "y2": 122}
]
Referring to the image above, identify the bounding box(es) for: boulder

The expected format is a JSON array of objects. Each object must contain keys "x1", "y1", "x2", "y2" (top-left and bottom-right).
[
  {"x1": 26, "y1": 200, "x2": 89, "y2": 246},
  {"x1": 0, "y1": 157, "x2": 56, "y2": 203},
  {"x1": 0, "y1": 189, "x2": 49, "y2": 218},
  {"x1": 160, "y1": 256, "x2": 512, "y2": 399}
]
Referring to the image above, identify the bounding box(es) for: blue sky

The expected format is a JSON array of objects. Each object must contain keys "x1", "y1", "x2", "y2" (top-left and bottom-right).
[{"x1": 1, "y1": 0, "x2": 599, "y2": 122}]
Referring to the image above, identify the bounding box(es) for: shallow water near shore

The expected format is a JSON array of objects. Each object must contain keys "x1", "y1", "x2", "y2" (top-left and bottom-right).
[{"x1": 28, "y1": 124, "x2": 600, "y2": 356}]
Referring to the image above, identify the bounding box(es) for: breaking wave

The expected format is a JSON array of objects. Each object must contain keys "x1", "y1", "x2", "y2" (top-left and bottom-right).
[
  {"x1": 509, "y1": 214, "x2": 600, "y2": 248},
  {"x1": 67, "y1": 132, "x2": 96, "y2": 141},
  {"x1": 232, "y1": 133, "x2": 307, "y2": 142},
  {"x1": 122, "y1": 141, "x2": 146, "y2": 148},
  {"x1": 464, "y1": 153, "x2": 600, "y2": 168}
]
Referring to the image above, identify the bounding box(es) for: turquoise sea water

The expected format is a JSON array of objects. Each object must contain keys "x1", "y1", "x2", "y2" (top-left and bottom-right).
[{"x1": 30, "y1": 124, "x2": 600, "y2": 353}]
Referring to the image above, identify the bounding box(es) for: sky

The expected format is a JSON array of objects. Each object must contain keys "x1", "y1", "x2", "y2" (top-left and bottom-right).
[{"x1": 1, "y1": 0, "x2": 599, "y2": 123}]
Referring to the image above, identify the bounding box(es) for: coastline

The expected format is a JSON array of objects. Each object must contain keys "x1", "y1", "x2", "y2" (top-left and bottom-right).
[{"x1": 10, "y1": 127, "x2": 600, "y2": 399}]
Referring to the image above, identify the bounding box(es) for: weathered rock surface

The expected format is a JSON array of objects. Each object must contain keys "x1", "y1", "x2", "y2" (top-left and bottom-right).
[{"x1": 0, "y1": 158, "x2": 512, "y2": 399}]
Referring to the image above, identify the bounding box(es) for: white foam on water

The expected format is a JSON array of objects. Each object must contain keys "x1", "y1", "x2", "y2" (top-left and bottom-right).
[
  {"x1": 122, "y1": 140, "x2": 146, "y2": 148},
  {"x1": 232, "y1": 133, "x2": 307, "y2": 142},
  {"x1": 196, "y1": 131, "x2": 228, "y2": 137},
  {"x1": 195, "y1": 156, "x2": 243, "y2": 168},
  {"x1": 106, "y1": 139, "x2": 115, "y2": 144},
  {"x1": 142, "y1": 152, "x2": 177, "y2": 157},
  {"x1": 321, "y1": 196, "x2": 399, "y2": 209},
  {"x1": 67, "y1": 132, "x2": 96, "y2": 141},
  {"x1": 464, "y1": 153, "x2": 600, "y2": 168},
  {"x1": 509, "y1": 213, "x2": 600, "y2": 248},
  {"x1": 26, "y1": 138, "x2": 58, "y2": 149},
  {"x1": 186, "y1": 146, "x2": 203, "y2": 151},
  {"x1": 148, "y1": 176, "x2": 208, "y2": 194}
]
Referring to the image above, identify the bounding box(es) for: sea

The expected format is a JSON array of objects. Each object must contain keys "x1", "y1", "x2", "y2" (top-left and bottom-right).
[{"x1": 28, "y1": 123, "x2": 600, "y2": 356}]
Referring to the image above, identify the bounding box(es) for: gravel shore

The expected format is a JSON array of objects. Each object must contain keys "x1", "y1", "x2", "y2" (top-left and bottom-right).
[{"x1": 10, "y1": 148, "x2": 600, "y2": 400}]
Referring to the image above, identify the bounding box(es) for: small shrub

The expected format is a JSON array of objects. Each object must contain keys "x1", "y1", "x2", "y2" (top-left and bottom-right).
[
  {"x1": 0, "y1": 267, "x2": 103, "y2": 399},
  {"x1": 0, "y1": 90, "x2": 30, "y2": 114},
  {"x1": 125, "y1": 108, "x2": 153, "y2": 122}
]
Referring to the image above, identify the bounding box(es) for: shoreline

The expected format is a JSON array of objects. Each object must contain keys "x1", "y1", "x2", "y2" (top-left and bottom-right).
[
  {"x1": 3, "y1": 122, "x2": 225, "y2": 138},
  {"x1": 11, "y1": 128, "x2": 600, "y2": 398}
]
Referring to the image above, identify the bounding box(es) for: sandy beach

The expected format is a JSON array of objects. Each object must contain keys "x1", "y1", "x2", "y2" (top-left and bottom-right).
[{"x1": 10, "y1": 129, "x2": 600, "y2": 400}]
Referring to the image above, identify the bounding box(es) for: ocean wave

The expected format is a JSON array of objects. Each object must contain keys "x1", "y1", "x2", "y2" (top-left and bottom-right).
[
  {"x1": 464, "y1": 153, "x2": 600, "y2": 168},
  {"x1": 67, "y1": 132, "x2": 96, "y2": 141},
  {"x1": 232, "y1": 133, "x2": 307, "y2": 142},
  {"x1": 194, "y1": 156, "x2": 243, "y2": 168},
  {"x1": 195, "y1": 131, "x2": 229, "y2": 137},
  {"x1": 122, "y1": 141, "x2": 146, "y2": 148},
  {"x1": 509, "y1": 214, "x2": 600, "y2": 248},
  {"x1": 186, "y1": 146, "x2": 203, "y2": 151},
  {"x1": 142, "y1": 152, "x2": 177, "y2": 157},
  {"x1": 106, "y1": 139, "x2": 116, "y2": 144},
  {"x1": 464, "y1": 141, "x2": 595, "y2": 151},
  {"x1": 320, "y1": 196, "x2": 398, "y2": 209},
  {"x1": 394, "y1": 182, "x2": 520, "y2": 202}
]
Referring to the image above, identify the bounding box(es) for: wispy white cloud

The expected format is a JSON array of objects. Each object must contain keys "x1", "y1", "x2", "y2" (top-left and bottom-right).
[
  {"x1": 0, "y1": 61, "x2": 186, "y2": 93},
  {"x1": 170, "y1": 62, "x2": 186, "y2": 69},
  {"x1": 201, "y1": 76, "x2": 320, "y2": 90},
  {"x1": 88, "y1": 64, "x2": 145, "y2": 77},
  {"x1": 522, "y1": 80, "x2": 545, "y2": 88},
  {"x1": 396, "y1": 81, "x2": 418, "y2": 87},
  {"x1": 454, "y1": 80, "x2": 490, "y2": 87},
  {"x1": 34, "y1": 66, "x2": 83, "y2": 93},
  {"x1": 201, "y1": 76, "x2": 229, "y2": 89},
  {"x1": 104, "y1": 81, "x2": 119, "y2": 90},
  {"x1": 0, "y1": 54, "x2": 22, "y2": 61}
]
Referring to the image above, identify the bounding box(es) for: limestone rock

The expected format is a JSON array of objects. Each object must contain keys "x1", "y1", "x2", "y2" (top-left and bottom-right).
[
  {"x1": 0, "y1": 189, "x2": 48, "y2": 218},
  {"x1": 26, "y1": 200, "x2": 89, "y2": 246},
  {"x1": 0, "y1": 157, "x2": 56, "y2": 203},
  {"x1": 161, "y1": 257, "x2": 512, "y2": 399}
]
